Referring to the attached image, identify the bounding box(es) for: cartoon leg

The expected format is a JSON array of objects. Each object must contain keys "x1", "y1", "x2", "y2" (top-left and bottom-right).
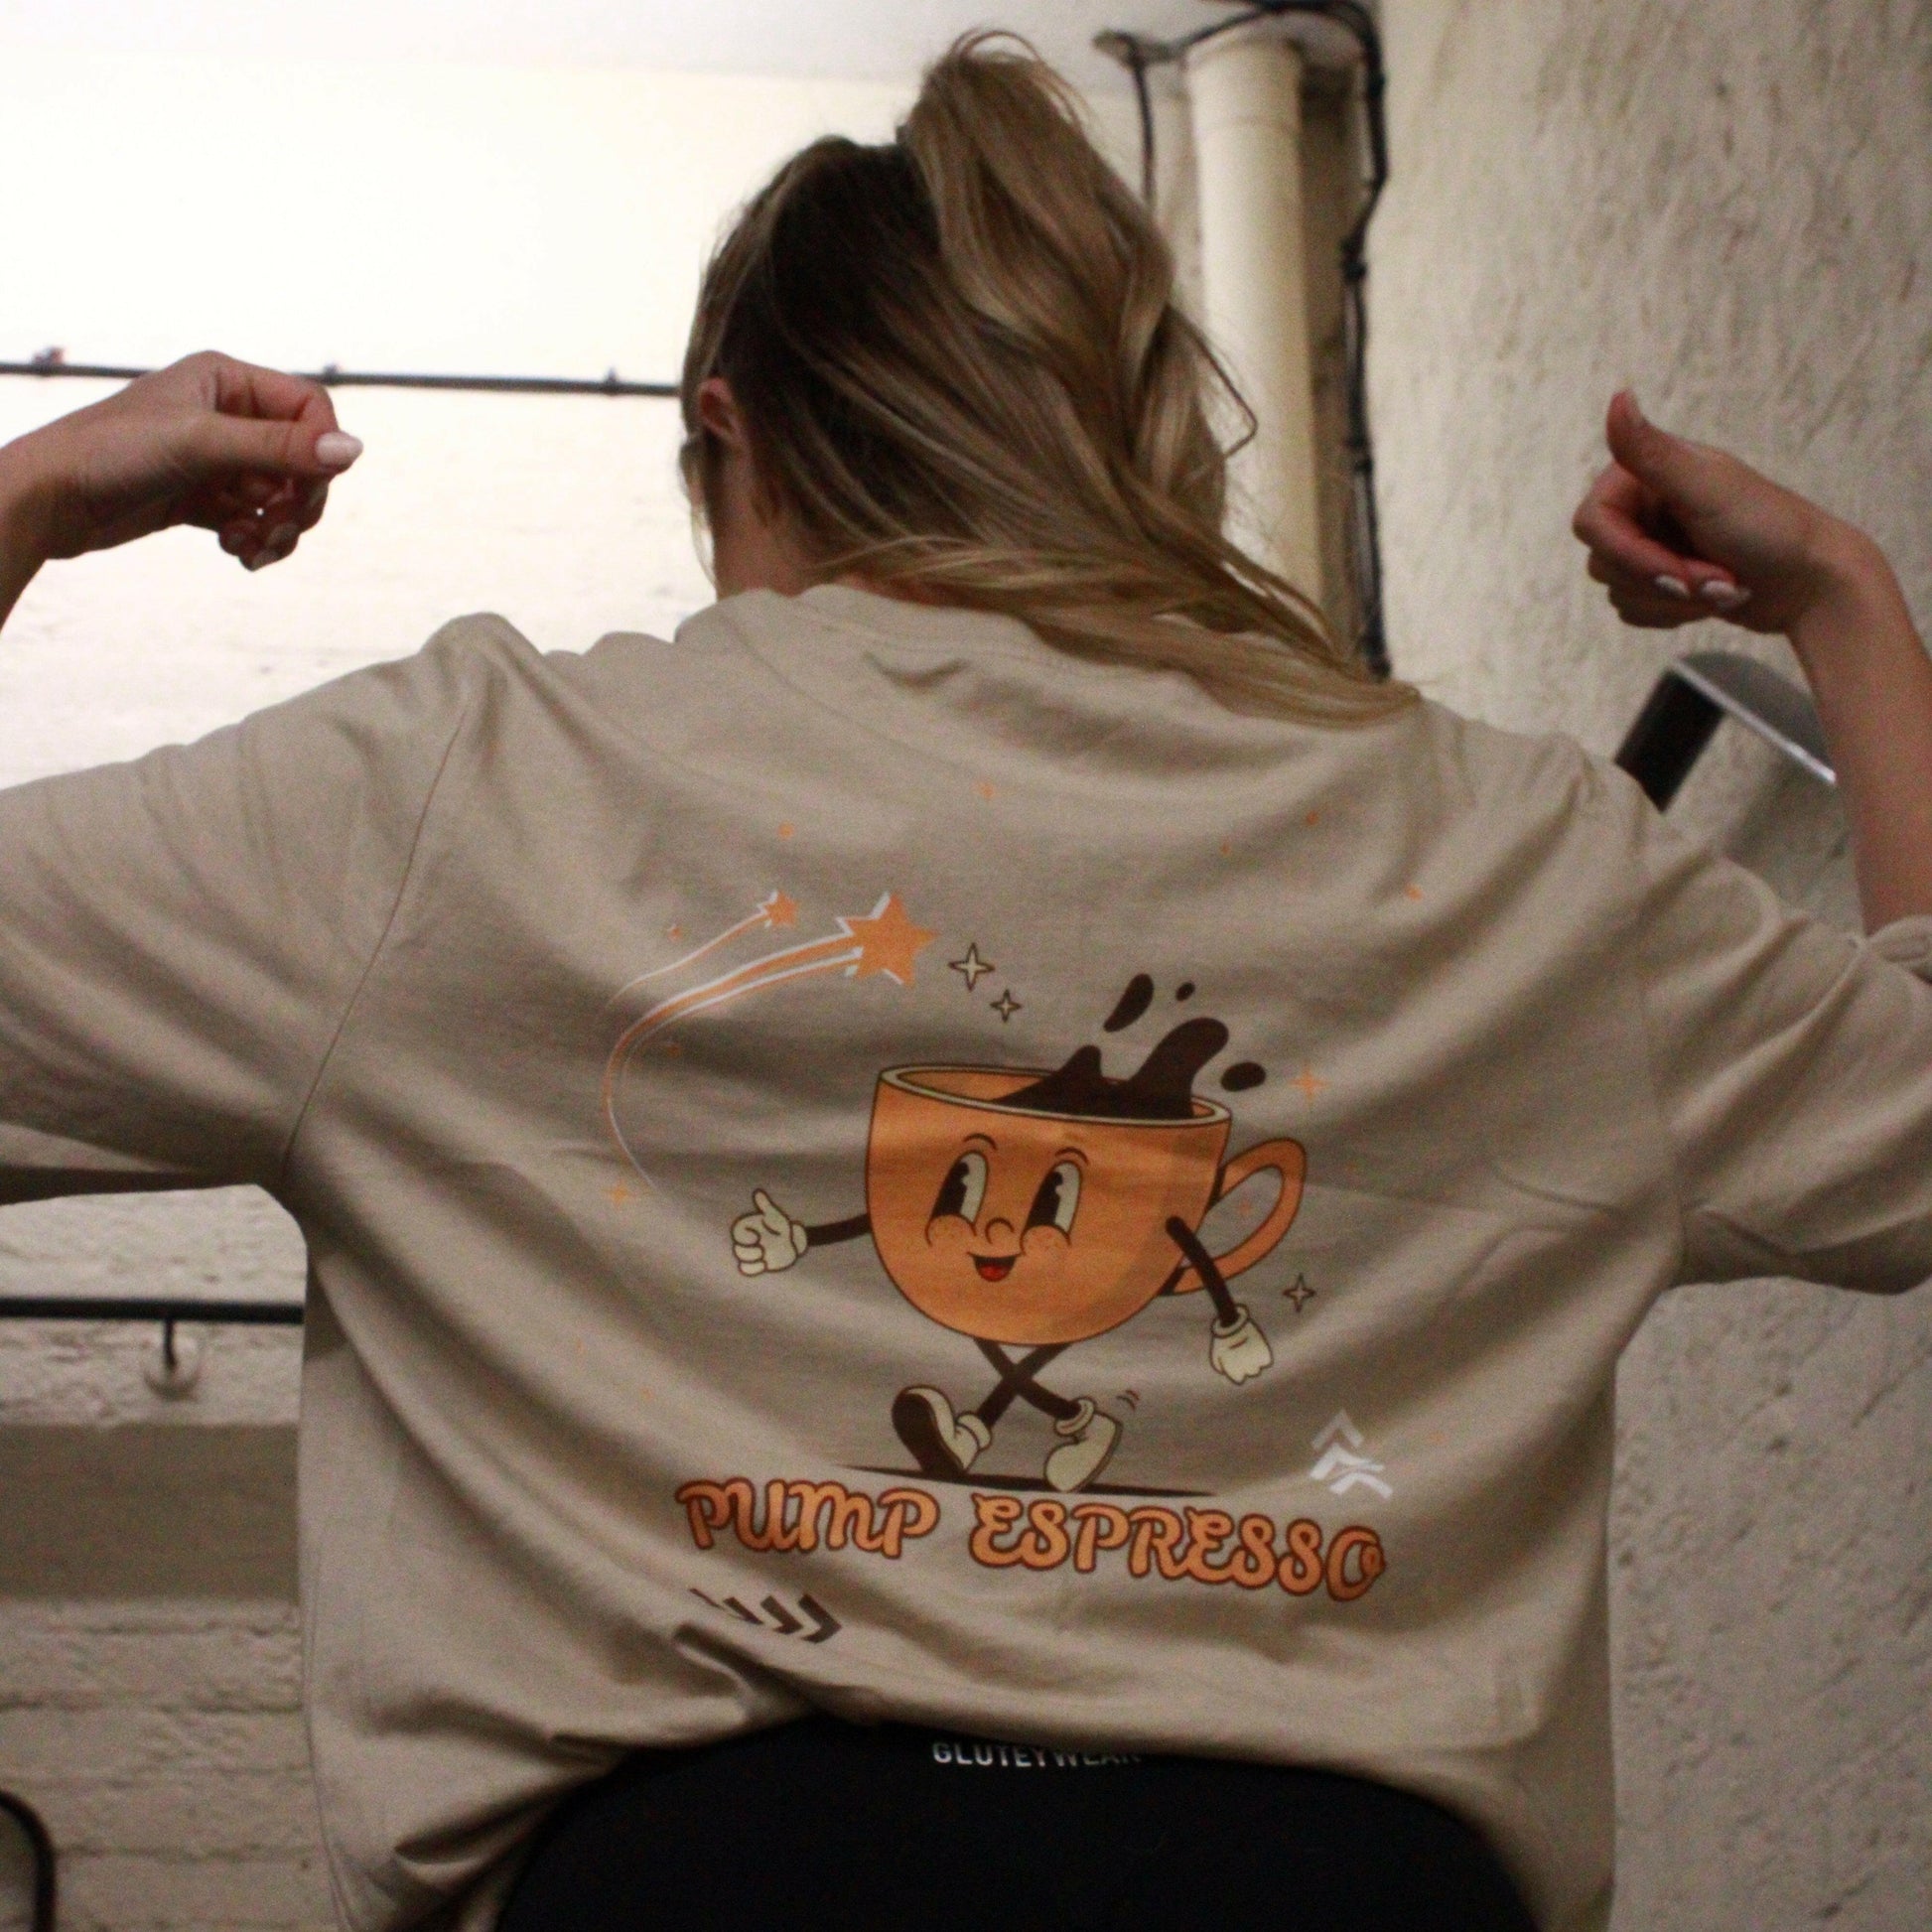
[
  {"x1": 971, "y1": 1341, "x2": 1121, "y2": 1495},
  {"x1": 1166, "y1": 1216, "x2": 1273, "y2": 1385}
]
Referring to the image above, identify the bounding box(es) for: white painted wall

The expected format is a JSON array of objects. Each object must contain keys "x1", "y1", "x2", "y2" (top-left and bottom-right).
[
  {"x1": 0, "y1": 45, "x2": 1168, "y2": 1930},
  {"x1": 1368, "y1": 3, "x2": 1932, "y2": 1926}
]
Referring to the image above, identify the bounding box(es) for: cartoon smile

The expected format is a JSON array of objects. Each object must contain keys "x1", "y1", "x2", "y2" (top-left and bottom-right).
[{"x1": 971, "y1": 1252, "x2": 1019, "y2": 1282}]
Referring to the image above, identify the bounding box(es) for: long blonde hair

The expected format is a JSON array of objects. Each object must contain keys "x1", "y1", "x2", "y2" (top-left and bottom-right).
[{"x1": 679, "y1": 32, "x2": 1410, "y2": 723}]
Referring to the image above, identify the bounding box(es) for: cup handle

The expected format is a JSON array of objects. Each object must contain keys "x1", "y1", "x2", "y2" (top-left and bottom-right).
[{"x1": 1173, "y1": 1138, "x2": 1307, "y2": 1292}]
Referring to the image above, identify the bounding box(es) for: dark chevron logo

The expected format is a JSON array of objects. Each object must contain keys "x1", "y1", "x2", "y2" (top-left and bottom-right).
[{"x1": 691, "y1": 1587, "x2": 842, "y2": 1643}]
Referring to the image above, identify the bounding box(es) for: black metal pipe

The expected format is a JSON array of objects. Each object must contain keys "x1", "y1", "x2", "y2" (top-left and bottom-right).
[
  {"x1": 0, "y1": 1787, "x2": 57, "y2": 1932},
  {"x1": 0, "y1": 360, "x2": 674, "y2": 399}
]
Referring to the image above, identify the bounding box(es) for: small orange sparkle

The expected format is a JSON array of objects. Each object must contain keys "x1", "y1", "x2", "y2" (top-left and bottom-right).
[
  {"x1": 759, "y1": 890, "x2": 799, "y2": 928},
  {"x1": 606, "y1": 1182, "x2": 632, "y2": 1206},
  {"x1": 1404, "y1": 883, "x2": 1423, "y2": 900},
  {"x1": 777, "y1": 822, "x2": 795, "y2": 840},
  {"x1": 1219, "y1": 839, "x2": 1233, "y2": 857},
  {"x1": 666, "y1": 923, "x2": 682, "y2": 940},
  {"x1": 1305, "y1": 809, "x2": 1321, "y2": 827},
  {"x1": 975, "y1": 780, "x2": 997, "y2": 801},
  {"x1": 1291, "y1": 1067, "x2": 1326, "y2": 1102}
]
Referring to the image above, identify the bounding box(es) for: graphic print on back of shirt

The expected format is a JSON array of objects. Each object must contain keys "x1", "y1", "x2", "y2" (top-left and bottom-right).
[{"x1": 606, "y1": 901, "x2": 1307, "y2": 1498}]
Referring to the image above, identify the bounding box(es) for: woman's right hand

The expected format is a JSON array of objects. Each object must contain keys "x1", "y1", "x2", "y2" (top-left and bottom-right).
[
  {"x1": 1572, "y1": 390, "x2": 1875, "y2": 639},
  {"x1": 0, "y1": 350, "x2": 362, "y2": 580},
  {"x1": 1578, "y1": 390, "x2": 1932, "y2": 932}
]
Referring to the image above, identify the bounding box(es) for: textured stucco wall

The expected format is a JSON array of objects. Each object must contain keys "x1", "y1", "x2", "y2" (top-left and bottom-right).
[{"x1": 1369, "y1": 2, "x2": 1932, "y2": 1926}]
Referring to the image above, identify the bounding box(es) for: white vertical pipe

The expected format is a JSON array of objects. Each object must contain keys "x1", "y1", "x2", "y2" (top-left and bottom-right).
[{"x1": 1184, "y1": 24, "x2": 1322, "y2": 602}]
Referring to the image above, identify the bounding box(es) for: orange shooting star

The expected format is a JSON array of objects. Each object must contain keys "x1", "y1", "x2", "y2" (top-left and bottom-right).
[
  {"x1": 608, "y1": 890, "x2": 799, "y2": 1004},
  {"x1": 603, "y1": 892, "x2": 936, "y2": 1181}
]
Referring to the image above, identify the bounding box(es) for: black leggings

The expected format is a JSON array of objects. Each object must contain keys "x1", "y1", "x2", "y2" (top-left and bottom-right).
[{"x1": 499, "y1": 1717, "x2": 1538, "y2": 1932}]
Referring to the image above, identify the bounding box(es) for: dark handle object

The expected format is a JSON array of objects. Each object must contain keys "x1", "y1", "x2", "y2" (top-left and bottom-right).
[
  {"x1": 1616, "y1": 649, "x2": 1835, "y2": 808},
  {"x1": 0, "y1": 1787, "x2": 57, "y2": 1932}
]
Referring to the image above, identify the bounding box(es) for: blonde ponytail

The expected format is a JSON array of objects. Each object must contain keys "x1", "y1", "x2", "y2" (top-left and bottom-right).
[{"x1": 680, "y1": 32, "x2": 1410, "y2": 723}]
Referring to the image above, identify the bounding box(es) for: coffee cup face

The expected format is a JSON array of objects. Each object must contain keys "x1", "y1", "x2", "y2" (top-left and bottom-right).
[{"x1": 865, "y1": 1066, "x2": 1232, "y2": 1344}]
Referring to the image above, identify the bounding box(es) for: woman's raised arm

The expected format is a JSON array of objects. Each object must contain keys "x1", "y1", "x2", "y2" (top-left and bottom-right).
[
  {"x1": 0, "y1": 350, "x2": 362, "y2": 628},
  {"x1": 1575, "y1": 392, "x2": 1932, "y2": 931}
]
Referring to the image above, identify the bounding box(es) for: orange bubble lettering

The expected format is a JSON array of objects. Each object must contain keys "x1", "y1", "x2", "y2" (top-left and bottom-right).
[
  {"x1": 969, "y1": 1493, "x2": 1029, "y2": 1568},
  {"x1": 728, "y1": 1477, "x2": 804, "y2": 1553},
  {"x1": 1181, "y1": 1509, "x2": 1237, "y2": 1585},
  {"x1": 1070, "y1": 1503, "x2": 1131, "y2": 1574},
  {"x1": 871, "y1": 1487, "x2": 941, "y2": 1559},
  {"x1": 1017, "y1": 1499, "x2": 1072, "y2": 1572},
  {"x1": 1127, "y1": 1506, "x2": 1189, "y2": 1581},
  {"x1": 678, "y1": 1474, "x2": 939, "y2": 1563},
  {"x1": 1324, "y1": 1525, "x2": 1386, "y2": 1602},
  {"x1": 786, "y1": 1480, "x2": 875, "y2": 1553},
  {"x1": 1278, "y1": 1517, "x2": 1324, "y2": 1595},
  {"x1": 674, "y1": 1479, "x2": 739, "y2": 1550},
  {"x1": 1228, "y1": 1513, "x2": 1283, "y2": 1589}
]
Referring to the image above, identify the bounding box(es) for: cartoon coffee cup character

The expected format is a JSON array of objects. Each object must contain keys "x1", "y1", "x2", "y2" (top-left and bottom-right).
[{"x1": 733, "y1": 1014, "x2": 1306, "y2": 1492}]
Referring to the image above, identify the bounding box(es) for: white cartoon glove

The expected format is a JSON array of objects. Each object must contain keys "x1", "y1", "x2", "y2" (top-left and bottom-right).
[
  {"x1": 732, "y1": 1188, "x2": 809, "y2": 1276},
  {"x1": 1209, "y1": 1305, "x2": 1273, "y2": 1384}
]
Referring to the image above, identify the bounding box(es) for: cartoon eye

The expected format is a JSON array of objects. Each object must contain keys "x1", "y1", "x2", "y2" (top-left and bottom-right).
[
  {"x1": 1026, "y1": 1161, "x2": 1082, "y2": 1237},
  {"x1": 931, "y1": 1150, "x2": 989, "y2": 1223}
]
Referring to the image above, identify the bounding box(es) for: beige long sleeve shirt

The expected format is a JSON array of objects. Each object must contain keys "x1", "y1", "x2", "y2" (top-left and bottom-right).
[{"x1": 3, "y1": 586, "x2": 1929, "y2": 1931}]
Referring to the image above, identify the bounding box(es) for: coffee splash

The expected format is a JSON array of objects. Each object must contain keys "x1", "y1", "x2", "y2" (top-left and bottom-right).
[{"x1": 1005, "y1": 977, "x2": 1267, "y2": 1121}]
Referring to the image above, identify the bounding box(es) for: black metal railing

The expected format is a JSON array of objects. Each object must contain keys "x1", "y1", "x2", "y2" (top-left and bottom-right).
[
  {"x1": 0, "y1": 1296, "x2": 303, "y2": 1391},
  {"x1": 1, "y1": 355, "x2": 674, "y2": 399}
]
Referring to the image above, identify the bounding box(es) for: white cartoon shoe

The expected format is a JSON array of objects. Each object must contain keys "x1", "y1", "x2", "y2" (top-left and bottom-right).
[
  {"x1": 1043, "y1": 1398, "x2": 1121, "y2": 1493},
  {"x1": 893, "y1": 1386, "x2": 994, "y2": 1479}
]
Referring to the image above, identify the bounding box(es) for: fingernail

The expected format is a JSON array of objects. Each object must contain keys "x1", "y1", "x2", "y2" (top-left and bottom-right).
[
  {"x1": 1654, "y1": 575, "x2": 1690, "y2": 599},
  {"x1": 1626, "y1": 392, "x2": 1646, "y2": 427},
  {"x1": 1702, "y1": 582, "x2": 1751, "y2": 611},
  {"x1": 315, "y1": 431, "x2": 363, "y2": 472},
  {"x1": 265, "y1": 522, "x2": 298, "y2": 551},
  {"x1": 242, "y1": 551, "x2": 271, "y2": 572}
]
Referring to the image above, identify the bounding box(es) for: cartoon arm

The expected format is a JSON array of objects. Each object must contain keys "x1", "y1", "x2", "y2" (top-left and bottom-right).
[
  {"x1": 731, "y1": 1191, "x2": 870, "y2": 1277},
  {"x1": 1165, "y1": 1216, "x2": 1273, "y2": 1385}
]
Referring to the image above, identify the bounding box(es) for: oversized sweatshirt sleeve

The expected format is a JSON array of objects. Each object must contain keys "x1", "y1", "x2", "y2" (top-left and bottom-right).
[
  {"x1": 0, "y1": 619, "x2": 486, "y2": 1204},
  {"x1": 1619, "y1": 771, "x2": 1932, "y2": 1293}
]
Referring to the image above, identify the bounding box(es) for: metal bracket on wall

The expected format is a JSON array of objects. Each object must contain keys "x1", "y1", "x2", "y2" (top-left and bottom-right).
[
  {"x1": 0, "y1": 1787, "x2": 57, "y2": 1932},
  {"x1": 1613, "y1": 649, "x2": 1834, "y2": 809},
  {"x1": 0, "y1": 1295, "x2": 304, "y2": 1401}
]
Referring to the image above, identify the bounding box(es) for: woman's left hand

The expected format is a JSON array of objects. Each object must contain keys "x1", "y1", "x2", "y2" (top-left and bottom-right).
[{"x1": 0, "y1": 350, "x2": 362, "y2": 575}]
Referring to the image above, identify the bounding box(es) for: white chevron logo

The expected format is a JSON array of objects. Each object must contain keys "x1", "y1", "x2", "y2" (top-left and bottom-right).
[{"x1": 1309, "y1": 1410, "x2": 1393, "y2": 1500}]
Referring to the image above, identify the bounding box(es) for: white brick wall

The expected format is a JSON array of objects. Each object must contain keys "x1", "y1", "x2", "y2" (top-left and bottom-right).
[
  {"x1": 1369, "y1": 2, "x2": 1932, "y2": 1925},
  {"x1": 0, "y1": 1604, "x2": 319, "y2": 1932}
]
